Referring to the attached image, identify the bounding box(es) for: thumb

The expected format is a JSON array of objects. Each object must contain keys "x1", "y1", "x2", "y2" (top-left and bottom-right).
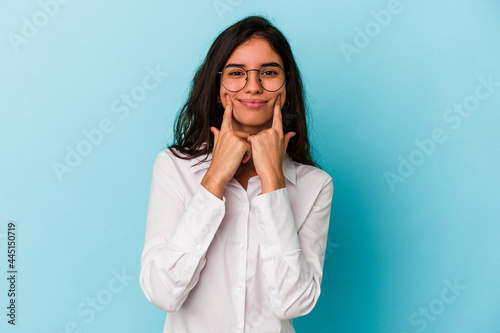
[
  {"x1": 283, "y1": 132, "x2": 295, "y2": 152},
  {"x1": 210, "y1": 126, "x2": 220, "y2": 137},
  {"x1": 210, "y1": 126, "x2": 220, "y2": 145}
]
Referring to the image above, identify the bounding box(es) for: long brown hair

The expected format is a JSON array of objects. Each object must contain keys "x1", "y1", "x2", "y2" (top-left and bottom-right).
[{"x1": 169, "y1": 15, "x2": 318, "y2": 168}]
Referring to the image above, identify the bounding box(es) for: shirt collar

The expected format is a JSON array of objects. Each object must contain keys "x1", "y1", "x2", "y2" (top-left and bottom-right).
[{"x1": 189, "y1": 151, "x2": 297, "y2": 185}]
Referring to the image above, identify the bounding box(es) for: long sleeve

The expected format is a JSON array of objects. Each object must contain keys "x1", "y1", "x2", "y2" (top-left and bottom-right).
[
  {"x1": 252, "y1": 175, "x2": 334, "y2": 320},
  {"x1": 139, "y1": 151, "x2": 225, "y2": 312}
]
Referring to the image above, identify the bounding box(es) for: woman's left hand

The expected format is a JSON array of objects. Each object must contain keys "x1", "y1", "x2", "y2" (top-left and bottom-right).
[{"x1": 247, "y1": 95, "x2": 295, "y2": 194}]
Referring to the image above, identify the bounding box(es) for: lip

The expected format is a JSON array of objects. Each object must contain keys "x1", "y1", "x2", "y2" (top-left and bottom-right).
[{"x1": 239, "y1": 99, "x2": 267, "y2": 109}]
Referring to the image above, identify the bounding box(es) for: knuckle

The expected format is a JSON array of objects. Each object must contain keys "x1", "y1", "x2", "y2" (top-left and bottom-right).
[{"x1": 237, "y1": 141, "x2": 247, "y2": 151}]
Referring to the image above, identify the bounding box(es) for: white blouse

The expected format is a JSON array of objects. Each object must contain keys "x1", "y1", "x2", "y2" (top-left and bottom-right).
[{"x1": 140, "y1": 148, "x2": 333, "y2": 333}]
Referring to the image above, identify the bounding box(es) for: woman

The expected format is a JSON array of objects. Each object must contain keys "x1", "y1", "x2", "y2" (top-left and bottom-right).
[{"x1": 140, "y1": 15, "x2": 334, "y2": 332}]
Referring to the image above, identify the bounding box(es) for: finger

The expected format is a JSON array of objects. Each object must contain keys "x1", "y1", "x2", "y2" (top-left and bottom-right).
[
  {"x1": 283, "y1": 131, "x2": 296, "y2": 152},
  {"x1": 221, "y1": 95, "x2": 233, "y2": 132},
  {"x1": 232, "y1": 130, "x2": 251, "y2": 140},
  {"x1": 210, "y1": 126, "x2": 220, "y2": 138},
  {"x1": 242, "y1": 150, "x2": 252, "y2": 164},
  {"x1": 210, "y1": 126, "x2": 220, "y2": 145},
  {"x1": 272, "y1": 95, "x2": 283, "y2": 133}
]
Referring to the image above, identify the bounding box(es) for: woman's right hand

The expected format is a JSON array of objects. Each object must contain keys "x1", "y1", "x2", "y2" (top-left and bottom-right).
[{"x1": 201, "y1": 95, "x2": 251, "y2": 199}]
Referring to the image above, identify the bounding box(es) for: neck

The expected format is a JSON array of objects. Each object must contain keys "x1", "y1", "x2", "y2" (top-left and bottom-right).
[{"x1": 237, "y1": 157, "x2": 257, "y2": 175}]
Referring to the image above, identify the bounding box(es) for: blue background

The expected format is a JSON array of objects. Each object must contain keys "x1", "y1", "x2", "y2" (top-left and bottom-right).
[{"x1": 1, "y1": 0, "x2": 500, "y2": 332}]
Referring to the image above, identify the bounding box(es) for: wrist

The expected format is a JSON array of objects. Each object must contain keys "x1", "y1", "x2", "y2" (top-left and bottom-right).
[
  {"x1": 260, "y1": 171, "x2": 286, "y2": 194},
  {"x1": 201, "y1": 171, "x2": 227, "y2": 200}
]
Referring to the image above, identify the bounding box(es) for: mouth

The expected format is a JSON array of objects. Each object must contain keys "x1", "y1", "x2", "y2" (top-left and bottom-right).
[{"x1": 238, "y1": 99, "x2": 267, "y2": 109}]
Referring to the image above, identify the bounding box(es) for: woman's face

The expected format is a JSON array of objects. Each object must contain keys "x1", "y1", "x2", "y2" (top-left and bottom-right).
[{"x1": 219, "y1": 37, "x2": 286, "y2": 135}]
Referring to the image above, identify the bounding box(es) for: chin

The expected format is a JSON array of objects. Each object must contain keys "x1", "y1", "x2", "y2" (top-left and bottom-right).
[{"x1": 237, "y1": 113, "x2": 271, "y2": 124}]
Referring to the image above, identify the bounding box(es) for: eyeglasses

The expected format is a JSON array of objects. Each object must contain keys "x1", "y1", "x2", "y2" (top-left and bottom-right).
[{"x1": 218, "y1": 66, "x2": 287, "y2": 92}]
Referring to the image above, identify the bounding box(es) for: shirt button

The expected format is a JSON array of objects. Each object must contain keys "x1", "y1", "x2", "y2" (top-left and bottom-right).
[
  {"x1": 241, "y1": 206, "x2": 246, "y2": 211},
  {"x1": 214, "y1": 210, "x2": 221, "y2": 216},
  {"x1": 196, "y1": 244, "x2": 202, "y2": 250},
  {"x1": 202, "y1": 228, "x2": 210, "y2": 235},
  {"x1": 240, "y1": 243, "x2": 245, "y2": 250},
  {"x1": 236, "y1": 325, "x2": 242, "y2": 330},
  {"x1": 237, "y1": 285, "x2": 243, "y2": 291},
  {"x1": 264, "y1": 244, "x2": 269, "y2": 250}
]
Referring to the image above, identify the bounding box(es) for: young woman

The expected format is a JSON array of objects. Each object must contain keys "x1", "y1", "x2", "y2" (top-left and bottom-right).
[{"x1": 140, "y1": 16, "x2": 334, "y2": 333}]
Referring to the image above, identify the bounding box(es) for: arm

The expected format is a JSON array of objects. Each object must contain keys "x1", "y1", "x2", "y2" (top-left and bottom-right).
[
  {"x1": 252, "y1": 176, "x2": 334, "y2": 319},
  {"x1": 139, "y1": 151, "x2": 225, "y2": 312}
]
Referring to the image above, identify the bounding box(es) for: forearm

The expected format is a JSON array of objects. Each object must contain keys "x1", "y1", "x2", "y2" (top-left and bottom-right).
[
  {"x1": 253, "y1": 179, "x2": 333, "y2": 319},
  {"x1": 141, "y1": 184, "x2": 225, "y2": 312},
  {"x1": 140, "y1": 152, "x2": 226, "y2": 312},
  {"x1": 140, "y1": 242, "x2": 208, "y2": 312}
]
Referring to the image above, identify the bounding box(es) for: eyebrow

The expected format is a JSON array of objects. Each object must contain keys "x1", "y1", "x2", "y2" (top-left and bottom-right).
[{"x1": 225, "y1": 62, "x2": 283, "y2": 69}]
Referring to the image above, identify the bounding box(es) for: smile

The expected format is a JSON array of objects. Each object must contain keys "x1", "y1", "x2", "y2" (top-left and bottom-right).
[{"x1": 239, "y1": 99, "x2": 267, "y2": 109}]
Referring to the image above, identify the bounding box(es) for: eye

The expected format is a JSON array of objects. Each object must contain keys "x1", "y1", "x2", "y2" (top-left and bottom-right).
[
  {"x1": 261, "y1": 68, "x2": 279, "y2": 77},
  {"x1": 225, "y1": 68, "x2": 246, "y2": 77}
]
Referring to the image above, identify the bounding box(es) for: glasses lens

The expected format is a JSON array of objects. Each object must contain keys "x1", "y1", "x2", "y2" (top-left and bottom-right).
[
  {"x1": 220, "y1": 66, "x2": 286, "y2": 92},
  {"x1": 221, "y1": 67, "x2": 247, "y2": 92},
  {"x1": 260, "y1": 67, "x2": 286, "y2": 92}
]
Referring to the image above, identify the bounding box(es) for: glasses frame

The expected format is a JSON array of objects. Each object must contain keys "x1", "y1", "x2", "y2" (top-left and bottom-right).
[{"x1": 217, "y1": 66, "x2": 289, "y2": 92}]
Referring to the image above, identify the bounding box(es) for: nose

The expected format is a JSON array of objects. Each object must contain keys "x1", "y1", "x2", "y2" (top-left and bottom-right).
[{"x1": 244, "y1": 70, "x2": 263, "y2": 93}]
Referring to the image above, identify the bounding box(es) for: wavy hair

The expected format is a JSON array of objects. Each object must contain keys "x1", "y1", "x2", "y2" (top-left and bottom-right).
[{"x1": 169, "y1": 15, "x2": 318, "y2": 167}]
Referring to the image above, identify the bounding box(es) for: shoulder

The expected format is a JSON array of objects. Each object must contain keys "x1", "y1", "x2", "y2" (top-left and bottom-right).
[
  {"x1": 154, "y1": 148, "x2": 182, "y2": 166},
  {"x1": 287, "y1": 158, "x2": 334, "y2": 204},
  {"x1": 154, "y1": 147, "x2": 187, "y2": 163},
  {"x1": 286, "y1": 159, "x2": 333, "y2": 227},
  {"x1": 293, "y1": 160, "x2": 332, "y2": 188},
  {"x1": 152, "y1": 148, "x2": 191, "y2": 174},
  {"x1": 153, "y1": 147, "x2": 211, "y2": 175}
]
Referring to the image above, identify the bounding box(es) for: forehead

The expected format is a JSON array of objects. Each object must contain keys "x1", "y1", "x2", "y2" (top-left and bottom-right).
[{"x1": 224, "y1": 37, "x2": 283, "y2": 67}]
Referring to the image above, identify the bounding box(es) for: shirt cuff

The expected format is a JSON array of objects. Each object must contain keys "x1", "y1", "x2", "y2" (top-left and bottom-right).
[
  {"x1": 252, "y1": 187, "x2": 300, "y2": 260},
  {"x1": 167, "y1": 184, "x2": 225, "y2": 256}
]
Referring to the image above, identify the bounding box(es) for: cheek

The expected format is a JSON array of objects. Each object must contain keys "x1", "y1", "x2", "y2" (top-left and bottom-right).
[{"x1": 219, "y1": 90, "x2": 237, "y2": 109}]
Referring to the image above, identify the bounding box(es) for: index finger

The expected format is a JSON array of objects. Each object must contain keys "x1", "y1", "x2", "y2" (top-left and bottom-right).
[
  {"x1": 272, "y1": 95, "x2": 283, "y2": 133},
  {"x1": 221, "y1": 95, "x2": 233, "y2": 131}
]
